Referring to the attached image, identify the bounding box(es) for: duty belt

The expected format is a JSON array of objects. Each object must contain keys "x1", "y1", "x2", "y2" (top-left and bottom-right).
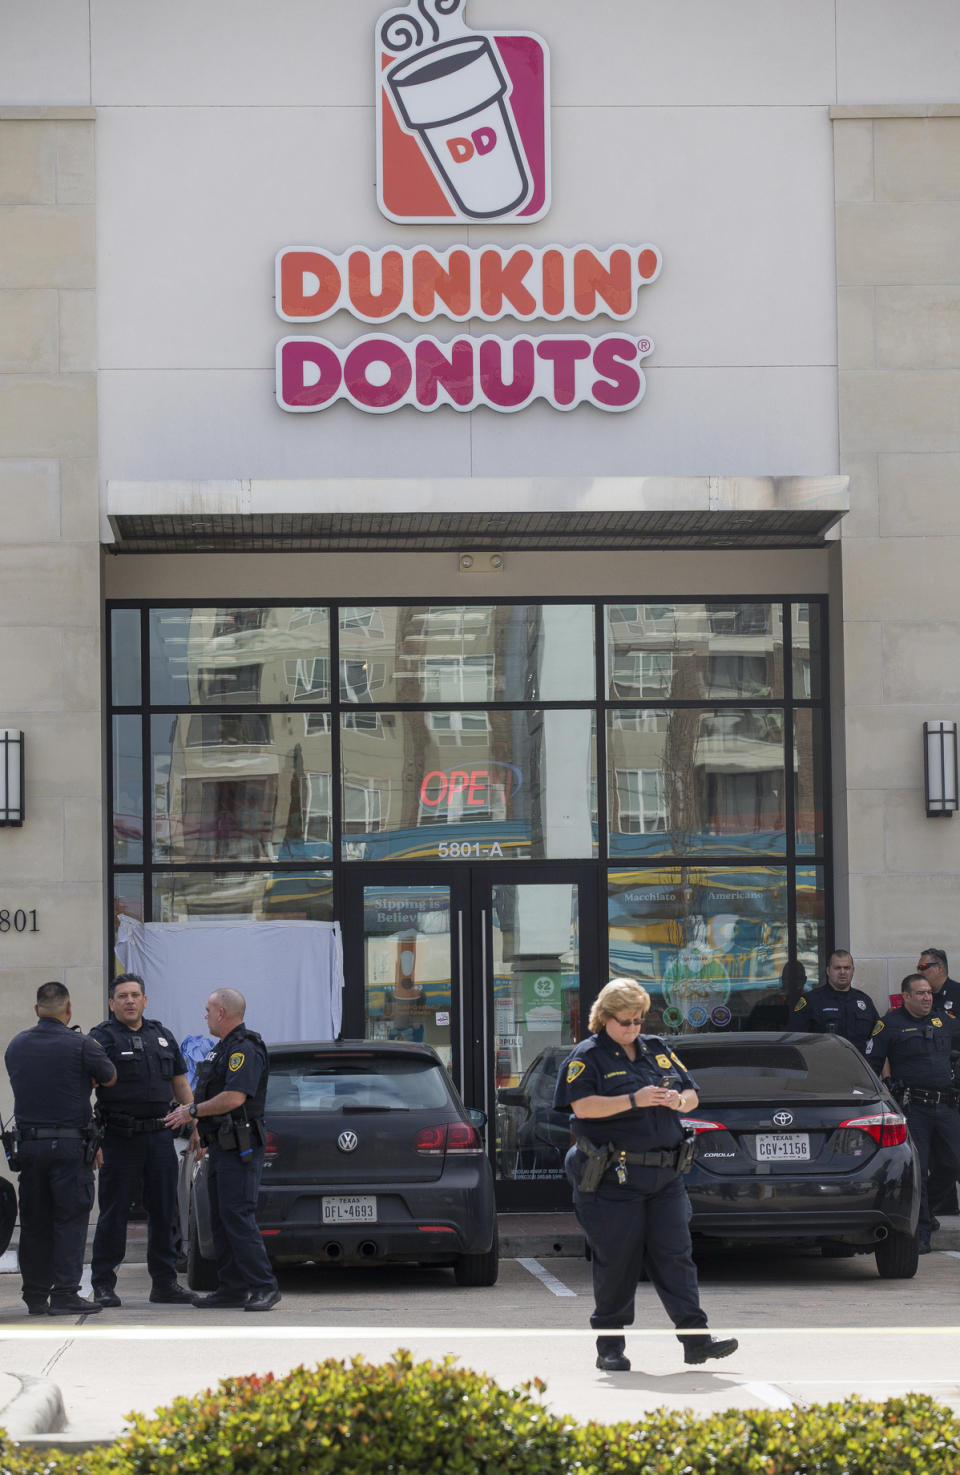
[
  {"x1": 902, "y1": 1086, "x2": 959, "y2": 1107},
  {"x1": 575, "y1": 1132, "x2": 696, "y2": 1191},
  {"x1": 101, "y1": 1114, "x2": 168, "y2": 1135},
  {"x1": 18, "y1": 1126, "x2": 85, "y2": 1140}
]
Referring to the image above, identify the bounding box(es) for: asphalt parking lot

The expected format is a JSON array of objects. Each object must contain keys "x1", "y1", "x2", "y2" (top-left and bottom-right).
[{"x1": 0, "y1": 1244, "x2": 959, "y2": 1443}]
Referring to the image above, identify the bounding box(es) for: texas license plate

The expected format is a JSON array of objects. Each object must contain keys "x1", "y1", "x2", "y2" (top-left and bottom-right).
[
  {"x1": 755, "y1": 1133, "x2": 810, "y2": 1161},
  {"x1": 322, "y1": 1196, "x2": 377, "y2": 1224}
]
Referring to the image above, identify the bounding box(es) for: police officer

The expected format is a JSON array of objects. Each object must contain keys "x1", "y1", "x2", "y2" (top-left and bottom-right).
[
  {"x1": 865, "y1": 972, "x2": 960, "y2": 1252},
  {"x1": 3, "y1": 982, "x2": 116, "y2": 1316},
  {"x1": 165, "y1": 987, "x2": 280, "y2": 1312},
  {"x1": 917, "y1": 948, "x2": 960, "y2": 1217},
  {"x1": 89, "y1": 973, "x2": 196, "y2": 1307},
  {"x1": 553, "y1": 978, "x2": 737, "y2": 1372},
  {"x1": 791, "y1": 949, "x2": 878, "y2": 1054}
]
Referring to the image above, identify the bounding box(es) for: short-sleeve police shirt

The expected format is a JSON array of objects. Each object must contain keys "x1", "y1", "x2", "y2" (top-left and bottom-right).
[
  {"x1": 791, "y1": 984, "x2": 878, "y2": 1054},
  {"x1": 4, "y1": 1018, "x2": 115, "y2": 1128},
  {"x1": 865, "y1": 1006, "x2": 960, "y2": 1086},
  {"x1": 552, "y1": 1030, "x2": 698, "y2": 1153},
  {"x1": 199, "y1": 1025, "x2": 268, "y2": 1106}
]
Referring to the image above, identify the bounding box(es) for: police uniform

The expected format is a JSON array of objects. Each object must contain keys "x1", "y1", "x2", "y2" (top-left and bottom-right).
[
  {"x1": 553, "y1": 1031, "x2": 708, "y2": 1360},
  {"x1": 932, "y1": 978, "x2": 960, "y2": 1018},
  {"x1": 194, "y1": 1024, "x2": 278, "y2": 1301},
  {"x1": 865, "y1": 1006, "x2": 960, "y2": 1244},
  {"x1": 928, "y1": 979, "x2": 960, "y2": 1214},
  {"x1": 89, "y1": 1015, "x2": 187, "y2": 1298},
  {"x1": 4, "y1": 1019, "x2": 114, "y2": 1313},
  {"x1": 791, "y1": 983, "x2": 878, "y2": 1054}
]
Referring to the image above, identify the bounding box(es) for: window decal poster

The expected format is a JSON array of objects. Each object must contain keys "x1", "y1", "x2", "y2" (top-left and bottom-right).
[{"x1": 376, "y1": 0, "x2": 550, "y2": 224}]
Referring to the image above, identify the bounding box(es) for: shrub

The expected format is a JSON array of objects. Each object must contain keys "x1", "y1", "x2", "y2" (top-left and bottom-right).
[{"x1": 1, "y1": 1354, "x2": 959, "y2": 1475}]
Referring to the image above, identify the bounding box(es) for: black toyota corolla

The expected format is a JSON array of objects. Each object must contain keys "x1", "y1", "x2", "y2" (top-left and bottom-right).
[
  {"x1": 183, "y1": 1040, "x2": 498, "y2": 1290},
  {"x1": 675, "y1": 1031, "x2": 921, "y2": 1278}
]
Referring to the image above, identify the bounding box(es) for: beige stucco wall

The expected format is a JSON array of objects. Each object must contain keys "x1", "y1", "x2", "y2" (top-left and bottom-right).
[
  {"x1": 0, "y1": 109, "x2": 104, "y2": 1111},
  {"x1": 833, "y1": 105, "x2": 960, "y2": 1007}
]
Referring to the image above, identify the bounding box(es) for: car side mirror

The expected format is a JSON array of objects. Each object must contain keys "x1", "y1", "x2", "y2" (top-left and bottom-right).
[
  {"x1": 496, "y1": 1088, "x2": 529, "y2": 1108},
  {"x1": 466, "y1": 1107, "x2": 487, "y2": 1128}
]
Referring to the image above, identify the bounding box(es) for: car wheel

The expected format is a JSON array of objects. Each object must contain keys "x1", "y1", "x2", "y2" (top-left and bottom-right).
[
  {"x1": 453, "y1": 1224, "x2": 499, "y2": 1287},
  {"x1": 875, "y1": 1228, "x2": 919, "y2": 1279},
  {"x1": 186, "y1": 1212, "x2": 219, "y2": 1292}
]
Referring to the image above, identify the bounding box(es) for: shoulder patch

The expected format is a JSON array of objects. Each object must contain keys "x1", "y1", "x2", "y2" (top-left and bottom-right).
[
  {"x1": 871, "y1": 1021, "x2": 884, "y2": 1036},
  {"x1": 228, "y1": 1051, "x2": 245, "y2": 1072},
  {"x1": 566, "y1": 1060, "x2": 586, "y2": 1084},
  {"x1": 793, "y1": 997, "x2": 807, "y2": 1011},
  {"x1": 655, "y1": 1053, "x2": 672, "y2": 1070}
]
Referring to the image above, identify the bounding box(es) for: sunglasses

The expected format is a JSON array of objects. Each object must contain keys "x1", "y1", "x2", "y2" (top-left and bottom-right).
[
  {"x1": 611, "y1": 1016, "x2": 645, "y2": 1027},
  {"x1": 917, "y1": 961, "x2": 938, "y2": 970}
]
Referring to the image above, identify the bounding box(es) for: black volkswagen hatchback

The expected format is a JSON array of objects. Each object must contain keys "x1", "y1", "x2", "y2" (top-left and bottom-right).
[
  {"x1": 676, "y1": 1032, "x2": 920, "y2": 1278},
  {"x1": 184, "y1": 1040, "x2": 498, "y2": 1290}
]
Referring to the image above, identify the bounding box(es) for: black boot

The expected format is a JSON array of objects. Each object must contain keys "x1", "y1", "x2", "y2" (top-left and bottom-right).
[
  {"x1": 595, "y1": 1335, "x2": 630, "y2": 1372},
  {"x1": 681, "y1": 1334, "x2": 738, "y2": 1365}
]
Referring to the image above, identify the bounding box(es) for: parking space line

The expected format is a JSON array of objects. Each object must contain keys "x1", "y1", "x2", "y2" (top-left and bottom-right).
[
  {"x1": 516, "y1": 1258, "x2": 577, "y2": 1297},
  {"x1": 943, "y1": 1251, "x2": 960, "y2": 1261},
  {"x1": 740, "y1": 1381, "x2": 794, "y2": 1409}
]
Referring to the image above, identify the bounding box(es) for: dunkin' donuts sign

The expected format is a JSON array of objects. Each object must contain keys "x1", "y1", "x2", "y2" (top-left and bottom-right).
[{"x1": 275, "y1": 0, "x2": 661, "y2": 415}]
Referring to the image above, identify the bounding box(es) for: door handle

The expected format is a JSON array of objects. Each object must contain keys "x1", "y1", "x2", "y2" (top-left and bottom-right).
[
  {"x1": 480, "y1": 908, "x2": 490, "y2": 1121},
  {"x1": 456, "y1": 908, "x2": 465, "y2": 1091}
]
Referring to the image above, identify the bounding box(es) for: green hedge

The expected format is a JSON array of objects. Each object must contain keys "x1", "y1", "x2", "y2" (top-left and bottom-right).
[{"x1": 2, "y1": 1352, "x2": 959, "y2": 1475}]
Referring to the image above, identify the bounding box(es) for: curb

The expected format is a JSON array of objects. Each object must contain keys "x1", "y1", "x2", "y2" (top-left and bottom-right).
[{"x1": 1, "y1": 1373, "x2": 66, "y2": 1440}]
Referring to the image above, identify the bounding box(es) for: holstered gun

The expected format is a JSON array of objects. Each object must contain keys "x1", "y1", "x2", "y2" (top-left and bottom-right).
[
  {"x1": 574, "y1": 1137, "x2": 614, "y2": 1194},
  {"x1": 1, "y1": 1124, "x2": 22, "y2": 1173}
]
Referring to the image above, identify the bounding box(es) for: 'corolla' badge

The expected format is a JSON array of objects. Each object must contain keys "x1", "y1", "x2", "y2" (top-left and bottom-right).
[
  {"x1": 337, "y1": 1131, "x2": 359, "y2": 1153},
  {"x1": 772, "y1": 1111, "x2": 794, "y2": 1128}
]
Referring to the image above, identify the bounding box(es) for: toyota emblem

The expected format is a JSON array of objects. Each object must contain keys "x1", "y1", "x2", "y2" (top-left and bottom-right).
[
  {"x1": 772, "y1": 1111, "x2": 794, "y2": 1128},
  {"x1": 337, "y1": 1130, "x2": 359, "y2": 1153}
]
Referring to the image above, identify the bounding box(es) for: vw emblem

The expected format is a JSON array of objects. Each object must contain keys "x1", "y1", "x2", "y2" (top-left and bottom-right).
[
  {"x1": 772, "y1": 1110, "x2": 794, "y2": 1128},
  {"x1": 337, "y1": 1130, "x2": 359, "y2": 1153}
]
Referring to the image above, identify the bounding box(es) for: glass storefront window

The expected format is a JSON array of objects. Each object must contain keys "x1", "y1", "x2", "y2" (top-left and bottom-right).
[
  {"x1": 112, "y1": 874, "x2": 143, "y2": 935},
  {"x1": 795, "y1": 708, "x2": 825, "y2": 856},
  {"x1": 796, "y1": 866, "x2": 826, "y2": 988},
  {"x1": 111, "y1": 609, "x2": 141, "y2": 706},
  {"x1": 608, "y1": 866, "x2": 789, "y2": 1034},
  {"x1": 112, "y1": 715, "x2": 143, "y2": 864},
  {"x1": 792, "y1": 603, "x2": 823, "y2": 699},
  {"x1": 606, "y1": 709, "x2": 785, "y2": 857},
  {"x1": 152, "y1": 870, "x2": 334, "y2": 922},
  {"x1": 605, "y1": 604, "x2": 783, "y2": 701},
  {"x1": 339, "y1": 604, "x2": 595, "y2": 703},
  {"x1": 361, "y1": 884, "x2": 453, "y2": 1071},
  {"x1": 151, "y1": 713, "x2": 332, "y2": 863},
  {"x1": 149, "y1": 607, "x2": 330, "y2": 706},
  {"x1": 341, "y1": 709, "x2": 597, "y2": 861}
]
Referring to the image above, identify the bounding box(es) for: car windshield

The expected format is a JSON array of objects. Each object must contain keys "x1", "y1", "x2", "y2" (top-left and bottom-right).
[
  {"x1": 677, "y1": 1037, "x2": 881, "y2": 1101},
  {"x1": 266, "y1": 1053, "x2": 451, "y2": 1112}
]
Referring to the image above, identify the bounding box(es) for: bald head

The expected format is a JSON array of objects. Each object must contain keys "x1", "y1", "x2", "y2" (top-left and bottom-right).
[{"x1": 205, "y1": 988, "x2": 246, "y2": 1040}]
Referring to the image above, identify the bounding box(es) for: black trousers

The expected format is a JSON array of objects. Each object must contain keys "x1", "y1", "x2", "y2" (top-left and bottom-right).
[
  {"x1": 17, "y1": 1138, "x2": 94, "y2": 1308},
  {"x1": 207, "y1": 1144, "x2": 278, "y2": 1297},
  {"x1": 573, "y1": 1164, "x2": 707, "y2": 1355},
  {"x1": 906, "y1": 1101, "x2": 960, "y2": 1237},
  {"x1": 91, "y1": 1128, "x2": 179, "y2": 1290}
]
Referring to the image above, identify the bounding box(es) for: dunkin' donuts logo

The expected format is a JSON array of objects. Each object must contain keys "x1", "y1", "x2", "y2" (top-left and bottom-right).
[{"x1": 376, "y1": 0, "x2": 549, "y2": 223}]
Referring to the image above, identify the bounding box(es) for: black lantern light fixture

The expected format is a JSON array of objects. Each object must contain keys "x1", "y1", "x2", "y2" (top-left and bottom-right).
[
  {"x1": 0, "y1": 730, "x2": 24, "y2": 826},
  {"x1": 923, "y1": 720, "x2": 958, "y2": 818}
]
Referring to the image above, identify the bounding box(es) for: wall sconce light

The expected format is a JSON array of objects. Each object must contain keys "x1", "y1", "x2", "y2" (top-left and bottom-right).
[
  {"x1": 0, "y1": 730, "x2": 24, "y2": 827},
  {"x1": 923, "y1": 720, "x2": 958, "y2": 818}
]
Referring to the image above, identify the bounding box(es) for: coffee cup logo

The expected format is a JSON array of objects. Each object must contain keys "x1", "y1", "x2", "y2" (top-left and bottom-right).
[{"x1": 377, "y1": 0, "x2": 550, "y2": 223}]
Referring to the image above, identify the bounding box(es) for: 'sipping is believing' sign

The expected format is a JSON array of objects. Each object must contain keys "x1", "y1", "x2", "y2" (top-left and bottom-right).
[{"x1": 275, "y1": 0, "x2": 662, "y2": 415}]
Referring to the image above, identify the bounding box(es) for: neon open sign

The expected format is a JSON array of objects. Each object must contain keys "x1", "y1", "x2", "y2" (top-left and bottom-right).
[{"x1": 419, "y1": 763, "x2": 523, "y2": 808}]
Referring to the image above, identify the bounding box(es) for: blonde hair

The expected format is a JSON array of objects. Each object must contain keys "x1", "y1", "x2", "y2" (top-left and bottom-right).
[{"x1": 588, "y1": 978, "x2": 651, "y2": 1033}]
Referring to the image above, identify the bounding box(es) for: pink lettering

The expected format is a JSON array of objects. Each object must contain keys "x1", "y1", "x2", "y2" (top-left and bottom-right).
[
  {"x1": 278, "y1": 340, "x2": 342, "y2": 409},
  {"x1": 415, "y1": 339, "x2": 475, "y2": 407},
  {"x1": 473, "y1": 127, "x2": 497, "y2": 155},
  {"x1": 592, "y1": 338, "x2": 643, "y2": 408},
  {"x1": 478, "y1": 338, "x2": 536, "y2": 408},
  {"x1": 536, "y1": 339, "x2": 592, "y2": 406},
  {"x1": 343, "y1": 339, "x2": 412, "y2": 409}
]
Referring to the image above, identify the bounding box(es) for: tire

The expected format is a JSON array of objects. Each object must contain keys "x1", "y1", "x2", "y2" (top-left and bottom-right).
[
  {"x1": 186, "y1": 1212, "x2": 219, "y2": 1292},
  {"x1": 453, "y1": 1223, "x2": 499, "y2": 1287},
  {"x1": 875, "y1": 1228, "x2": 919, "y2": 1279}
]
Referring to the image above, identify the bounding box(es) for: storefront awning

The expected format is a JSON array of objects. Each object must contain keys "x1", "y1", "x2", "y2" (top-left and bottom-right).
[{"x1": 104, "y1": 476, "x2": 848, "y2": 553}]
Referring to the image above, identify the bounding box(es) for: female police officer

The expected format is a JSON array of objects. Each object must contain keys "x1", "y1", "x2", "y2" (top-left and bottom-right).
[{"x1": 553, "y1": 978, "x2": 738, "y2": 1372}]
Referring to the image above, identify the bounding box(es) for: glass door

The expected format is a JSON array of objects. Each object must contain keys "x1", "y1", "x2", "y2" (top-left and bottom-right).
[{"x1": 342, "y1": 864, "x2": 598, "y2": 1210}]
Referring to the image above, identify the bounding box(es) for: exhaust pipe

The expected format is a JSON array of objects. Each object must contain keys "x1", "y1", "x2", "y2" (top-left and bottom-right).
[
  {"x1": 358, "y1": 1240, "x2": 379, "y2": 1259},
  {"x1": 323, "y1": 1241, "x2": 344, "y2": 1259},
  {"x1": 874, "y1": 1226, "x2": 889, "y2": 1241}
]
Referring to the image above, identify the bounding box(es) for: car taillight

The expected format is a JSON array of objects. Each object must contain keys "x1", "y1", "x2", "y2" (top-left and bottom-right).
[
  {"x1": 839, "y1": 1112, "x2": 908, "y2": 1147},
  {"x1": 680, "y1": 1117, "x2": 727, "y2": 1134},
  {"x1": 414, "y1": 1123, "x2": 484, "y2": 1155},
  {"x1": 264, "y1": 1130, "x2": 280, "y2": 1161}
]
